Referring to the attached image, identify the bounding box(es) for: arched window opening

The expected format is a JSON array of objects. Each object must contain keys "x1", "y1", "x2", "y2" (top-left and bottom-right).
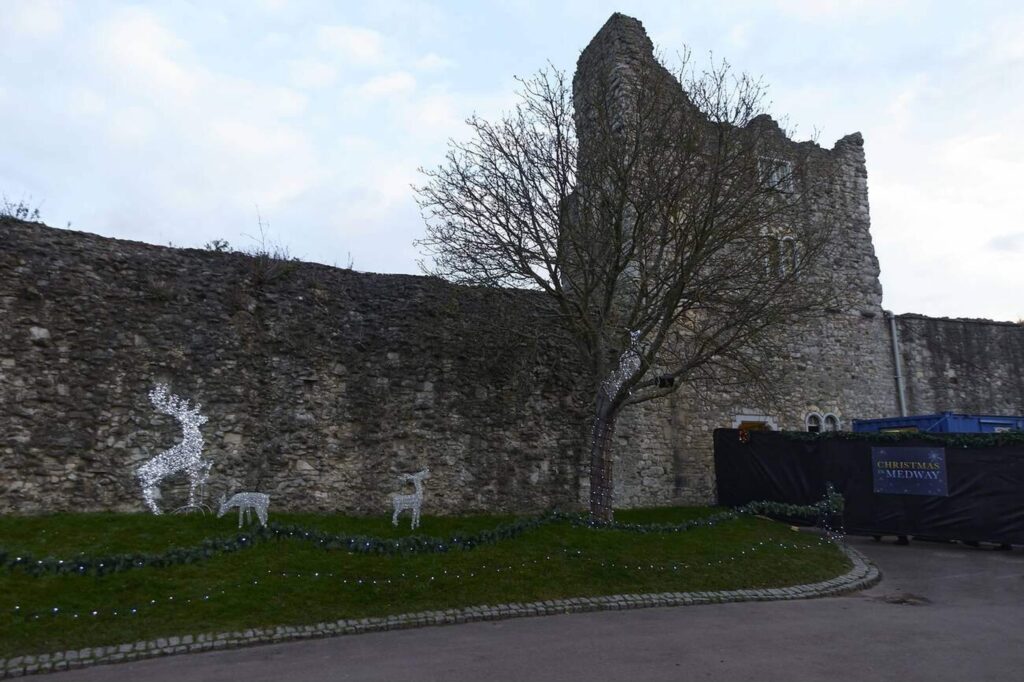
[
  {"x1": 780, "y1": 236, "x2": 798, "y2": 276},
  {"x1": 764, "y1": 236, "x2": 780, "y2": 277},
  {"x1": 761, "y1": 234, "x2": 798, "y2": 279},
  {"x1": 823, "y1": 413, "x2": 840, "y2": 432},
  {"x1": 805, "y1": 412, "x2": 823, "y2": 433}
]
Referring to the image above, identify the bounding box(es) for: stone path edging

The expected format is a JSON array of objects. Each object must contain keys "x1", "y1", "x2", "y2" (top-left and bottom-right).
[{"x1": 0, "y1": 543, "x2": 878, "y2": 678}]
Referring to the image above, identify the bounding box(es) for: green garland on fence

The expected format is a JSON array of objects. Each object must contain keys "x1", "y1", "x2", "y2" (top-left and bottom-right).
[
  {"x1": 780, "y1": 429, "x2": 1024, "y2": 448},
  {"x1": 0, "y1": 492, "x2": 843, "y2": 578},
  {"x1": 578, "y1": 487, "x2": 843, "y2": 533}
]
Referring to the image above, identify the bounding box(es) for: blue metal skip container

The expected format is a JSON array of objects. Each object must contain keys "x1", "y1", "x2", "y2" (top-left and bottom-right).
[{"x1": 852, "y1": 412, "x2": 1024, "y2": 434}]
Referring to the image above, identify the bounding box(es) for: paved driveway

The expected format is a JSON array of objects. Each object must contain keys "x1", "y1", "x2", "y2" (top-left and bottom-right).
[{"x1": 39, "y1": 536, "x2": 1024, "y2": 681}]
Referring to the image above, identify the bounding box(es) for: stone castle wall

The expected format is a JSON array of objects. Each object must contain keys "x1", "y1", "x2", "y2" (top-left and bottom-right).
[
  {"x1": 0, "y1": 218, "x2": 591, "y2": 514},
  {"x1": 896, "y1": 314, "x2": 1024, "y2": 416},
  {"x1": 4, "y1": 216, "x2": 1020, "y2": 516}
]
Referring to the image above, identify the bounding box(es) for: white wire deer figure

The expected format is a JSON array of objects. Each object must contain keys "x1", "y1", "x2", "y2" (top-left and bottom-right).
[
  {"x1": 217, "y1": 491, "x2": 270, "y2": 528},
  {"x1": 391, "y1": 468, "x2": 430, "y2": 530},
  {"x1": 137, "y1": 384, "x2": 212, "y2": 514}
]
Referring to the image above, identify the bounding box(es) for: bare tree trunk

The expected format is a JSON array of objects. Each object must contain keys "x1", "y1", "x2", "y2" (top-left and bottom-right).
[{"x1": 588, "y1": 394, "x2": 618, "y2": 522}]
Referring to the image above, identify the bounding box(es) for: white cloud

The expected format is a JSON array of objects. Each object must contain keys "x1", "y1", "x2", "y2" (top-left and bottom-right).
[
  {"x1": 337, "y1": 158, "x2": 419, "y2": 229},
  {"x1": 356, "y1": 71, "x2": 417, "y2": 99},
  {"x1": 94, "y1": 8, "x2": 198, "y2": 102},
  {"x1": 9, "y1": 0, "x2": 66, "y2": 38},
  {"x1": 260, "y1": 86, "x2": 309, "y2": 118},
  {"x1": 871, "y1": 131, "x2": 1024, "y2": 321},
  {"x1": 288, "y1": 59, "x2": 338, "y2": 89},
  {"x1": 414, "y1": 52, "x2": 454, "y2": 71},
  {"x1": 726, "y1": 23, "x2": 751, "y2": 50},
  {"x1": 105, "y1": 106, "x2": 157, "y2": 144},
  {"x1": 392, "y1": 85, "x2": 521, "y2": 145},
  {"x1": 42, "y1": 6, "x2": 328, "y2": 236},
  {"x1": 989, "y1": 233, "x2": 1024, "y2": 253},
  {"x1": 942, "y1": 131, "x2": 1024, "y2": 168},
  {"x1": 336, "y1": 134, "x2": 376, "y2": 152},
  {"x1": 884, "y1": 74, "x2": 932, "y2": 132},
  {"x1": 66, "y1": 87, "x2": 106, "y2": 117},
  {"x1": 953, "y1": 14, "x2": 1024, "y2": 66},
  {"x1": 316, "y1": 25, "x2": 385, "y2": 65},
  {"x1": 417, "y1": 92, "x2": 459, "y2": 127},
  {"x1": 261, "y1": 31, "x2": 290, "y2": 48},
  {"x1": 393, "y1": 91, "x2": 460, "y2": 141},
  {"x1": 167, "y1": 101, "x2": 324, "y2": 213},
  {"x1": 209, "y1": 120, "x2": 305, "y2": 158},
  {"x1": 771, "y1": 0, "x2": 912, "y2": 22}
]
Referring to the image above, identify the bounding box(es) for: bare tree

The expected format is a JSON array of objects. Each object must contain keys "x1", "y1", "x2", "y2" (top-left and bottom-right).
[{"x1": 415, "y1": 50, "x2": 841, "y2": 521}]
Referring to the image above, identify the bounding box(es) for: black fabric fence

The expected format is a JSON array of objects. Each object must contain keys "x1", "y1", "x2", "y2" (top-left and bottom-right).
[{"x1": 714, "y1": 429, "x2": 1024, "y2": 545}]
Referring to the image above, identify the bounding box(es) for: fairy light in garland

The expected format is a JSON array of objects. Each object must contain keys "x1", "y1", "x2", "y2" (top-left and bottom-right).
[{"x1": 136, "y1": 384, "x2": 212, "y2": 515}]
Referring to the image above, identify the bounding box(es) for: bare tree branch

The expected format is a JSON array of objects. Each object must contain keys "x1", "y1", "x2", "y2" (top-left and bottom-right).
[{"x1": 414, "y1": 48, "x2": 842, "y2": 520}]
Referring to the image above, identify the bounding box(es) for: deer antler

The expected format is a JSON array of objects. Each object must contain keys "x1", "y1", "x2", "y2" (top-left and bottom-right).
[
  {"x1": 148, "y1": 383, "x2": 171, "y2": 412},
  {"x1": 149, "y1": 384, "x2": 186, "y2": 416},
  {"x1": 149, "y1": 384, "x2": 206, "y2": 423}
]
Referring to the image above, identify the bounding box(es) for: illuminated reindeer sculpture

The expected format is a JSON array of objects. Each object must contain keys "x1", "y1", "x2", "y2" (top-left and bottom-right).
[
  {"x1": 137, "y1": 384, "x2": 212, "y2": 514},
  {"x1": 391, "y1": 468, "x2": 430, "y2": 530},
  {"x1": 217, "y1": 491, "x2": 270, "y2": 528}
]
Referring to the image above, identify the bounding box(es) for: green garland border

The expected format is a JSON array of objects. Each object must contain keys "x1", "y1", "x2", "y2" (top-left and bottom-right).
[
  {"x1": 778, "y1": 429, "x2": 1024, "y2": 448},
  {"x1": 0, "y1": 493, "x2": 843, "y2": 578},
  {"x1": 0, "y1": 514, "x2": 553, "y2": 577}
]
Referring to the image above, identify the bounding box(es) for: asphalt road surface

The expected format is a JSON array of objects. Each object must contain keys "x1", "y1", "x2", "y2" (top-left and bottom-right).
[{"x1": 39, "y1": 536, "x2": 1024, "y2": 681}]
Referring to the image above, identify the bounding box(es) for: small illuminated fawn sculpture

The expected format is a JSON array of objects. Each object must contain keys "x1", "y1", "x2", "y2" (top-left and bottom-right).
[
  {"x1": 137, "y1": 384, "x2": 211, "y2": 514},
  {"x1": 391, "y1": 468, "x2": 430, "y2": 530},
  {"x1": 217, "y1": 492, "x2": 270, "y2": 528}
]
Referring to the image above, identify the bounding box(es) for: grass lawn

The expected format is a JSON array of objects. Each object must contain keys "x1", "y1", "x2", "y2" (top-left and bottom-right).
[{"x1": 0, "y1": 508, "x2": 849, "y2": 658}]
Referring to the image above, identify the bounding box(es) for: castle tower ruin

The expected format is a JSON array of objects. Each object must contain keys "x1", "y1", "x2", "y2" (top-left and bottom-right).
[{"x1": 572, "y1": 13, "x2": 899, "y2": 505}]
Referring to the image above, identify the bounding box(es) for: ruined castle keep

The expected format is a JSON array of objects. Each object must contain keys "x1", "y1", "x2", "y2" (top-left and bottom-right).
[{"x1": 2, "y1": 14, "x2": 1022, "y2": 514}]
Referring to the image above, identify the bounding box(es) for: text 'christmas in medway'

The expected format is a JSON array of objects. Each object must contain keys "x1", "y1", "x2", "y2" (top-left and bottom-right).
[{"x1": 876, "y1": 460, "x2": 942, "y2": 479}]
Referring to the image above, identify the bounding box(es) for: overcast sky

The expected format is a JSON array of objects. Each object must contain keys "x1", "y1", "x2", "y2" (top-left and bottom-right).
[{"x1": 3, "y1": 0, "x2": 1022, "y2": 321}]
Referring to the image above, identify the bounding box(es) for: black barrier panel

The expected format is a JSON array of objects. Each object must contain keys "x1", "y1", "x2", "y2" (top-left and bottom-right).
[
  {"x1": 713, "y1": 429, "x2": 1024, "y2": 545},
  {"x1": 714, "y1": 430, "x2": 823, "y2": 507}
]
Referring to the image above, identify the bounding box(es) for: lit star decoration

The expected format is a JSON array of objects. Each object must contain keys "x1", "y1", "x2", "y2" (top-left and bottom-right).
[{"x1": 136, "y1": 384, "x2": 211, "y2": 515}]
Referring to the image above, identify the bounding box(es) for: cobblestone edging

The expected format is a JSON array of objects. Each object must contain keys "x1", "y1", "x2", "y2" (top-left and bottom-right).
[{"x1": 0, "y1": 544, "x2": 878, "y2": 678}]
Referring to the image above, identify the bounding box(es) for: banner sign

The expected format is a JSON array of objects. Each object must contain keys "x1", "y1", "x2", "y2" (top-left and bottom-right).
[{"x1": 872, "y1": 447, "x2": 948, "y2": 496}]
